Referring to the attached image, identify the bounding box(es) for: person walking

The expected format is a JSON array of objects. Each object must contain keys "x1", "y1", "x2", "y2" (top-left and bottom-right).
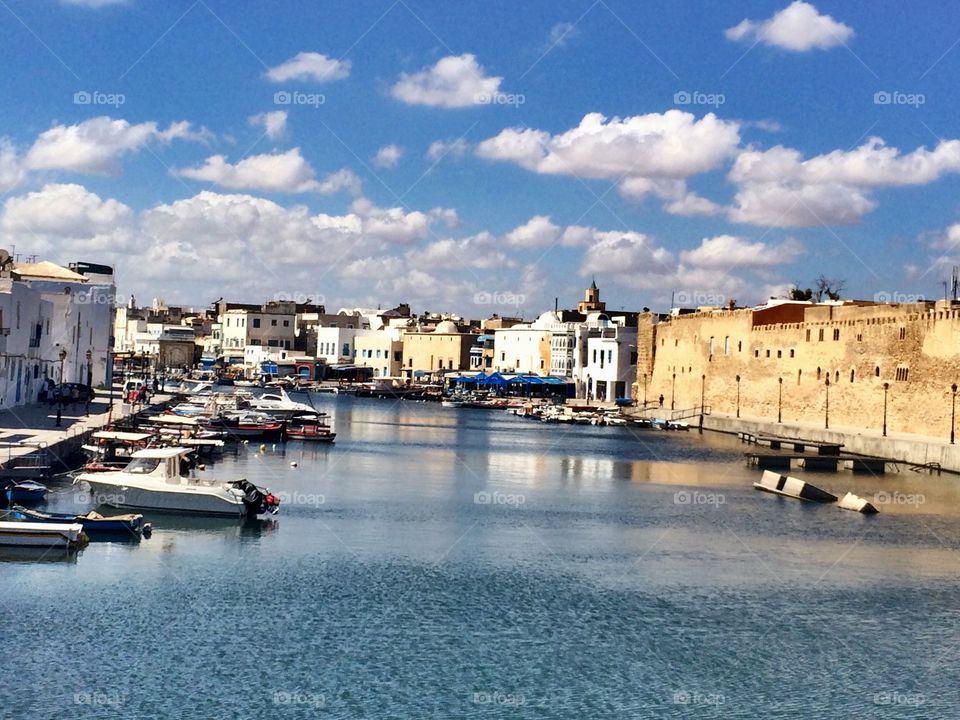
[{"x1": 658, "y1": 394, "x2": 664, "y2": 408}]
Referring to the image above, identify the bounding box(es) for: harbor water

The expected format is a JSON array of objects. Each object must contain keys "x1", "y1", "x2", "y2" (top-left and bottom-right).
[{"x1": 3, "y1": 395, "x2": 960, "y2": 719}]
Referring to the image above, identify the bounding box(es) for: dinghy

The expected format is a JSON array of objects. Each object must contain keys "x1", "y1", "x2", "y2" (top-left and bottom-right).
[
  {"x1": 753, "y1": 469, "x2": 837, "y2": 503},
  {"x1": 0, "y1": 521, "x2": 88, "y2": 548}
]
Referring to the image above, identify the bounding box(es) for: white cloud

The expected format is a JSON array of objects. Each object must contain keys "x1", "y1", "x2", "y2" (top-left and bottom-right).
[
  {"x1": 372, "y1": 144, "x2": 404, "y2": 169},
  {"x1": 175, "y1": 148, "x2": 357, "y2": 195},
  {"x1": 504, "y1": 215, "x2": 561, "y2": 247},
  {"x1": 315, "y1": 168, "x2": 363, "y2": 196},
  {"x1": 725, "y1": 1, "x2": 853, "y2": 52},
  {"x1": 24, "y1": 116, "x2": 208, "y2": 174},
  {"x1": 390, "y1": 53, "x2": 502, "y2": 108},
  {"x1": 426, "y1": 138, "x2": 470, "y2": 161},
  {"x1": 547, "y1": 22, "x2": 579, "y2": 48},
  {"x1": 266, "y1": 52, "x2": 351, "y2": 83},
  {"x1": 1, "y1": 183, "x2": 134, "y2": 254},
  {"x1": 248, "y1": 110, "x2": 288, "y2": 140},
  {"x1": 679, "y1": 235, "x2": 802, "y2": 270},
  {"x1": 728, "y1": 138, "x2": 960, "y2": 227},
  {"x1": 0, "y1": 140, "x2": 25, "y2": 192},
  {"x1": 477, "y1": 111, "x2": 738, "y2": 215},
  {"x1": 414, "y1": 231, "x2": 512, "y2": 270}
]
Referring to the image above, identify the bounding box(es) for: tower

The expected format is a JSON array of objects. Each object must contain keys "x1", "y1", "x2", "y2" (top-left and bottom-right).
[{"x1": 577, "y1": 278, "x2": 606, "y2": 314}]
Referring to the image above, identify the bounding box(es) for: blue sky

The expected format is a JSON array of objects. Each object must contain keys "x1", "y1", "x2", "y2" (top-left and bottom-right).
[{"x1": 1, "y1": 0, "x2": 959, "y2": 315}]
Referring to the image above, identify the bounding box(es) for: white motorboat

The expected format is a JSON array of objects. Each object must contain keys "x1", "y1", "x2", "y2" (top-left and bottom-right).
[
  {"x1": 77, "y1": 447, "x2": 280, "y2": 517},
  {"x1": 238, "y1": 389, "x2": 316, "y2": 418},
  {"x1": 0, "y1": 521, "x2": 88, "y2": 548}
]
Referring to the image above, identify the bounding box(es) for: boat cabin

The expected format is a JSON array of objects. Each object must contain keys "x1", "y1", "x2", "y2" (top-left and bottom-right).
[{"x1": 123, "y1": 447, "x2": 195, "y2": 483}]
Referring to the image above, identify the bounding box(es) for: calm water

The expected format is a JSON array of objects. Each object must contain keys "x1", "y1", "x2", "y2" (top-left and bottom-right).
[{"x1": 3, "y1": 396, "x2": 960, "y2": 719}]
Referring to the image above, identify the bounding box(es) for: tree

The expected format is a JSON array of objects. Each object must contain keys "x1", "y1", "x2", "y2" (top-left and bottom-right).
[
  {"x1": 814, "y1": 274, "x2": 845, "y2": 302},
  {"x1": 789, "y1": 286, "x2": 813, "y2": 301}
]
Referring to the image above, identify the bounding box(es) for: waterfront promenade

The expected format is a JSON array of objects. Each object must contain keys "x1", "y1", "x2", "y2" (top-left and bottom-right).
[{"x1": 0, "y1": 391, "x2": 169, "y2": 469}]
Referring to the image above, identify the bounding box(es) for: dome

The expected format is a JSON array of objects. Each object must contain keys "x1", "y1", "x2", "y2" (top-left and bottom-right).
[
  {"x1": 534, "y1": 310, "x2": 560, "y2": 328},
  {"x1": 434, "y1": 320, "x2": 459, "y2": 334}
]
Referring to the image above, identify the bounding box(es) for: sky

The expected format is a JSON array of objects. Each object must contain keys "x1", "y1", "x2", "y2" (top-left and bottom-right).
[{"x1": 1, "y1": 0, "x2": 959, "y2": 317}]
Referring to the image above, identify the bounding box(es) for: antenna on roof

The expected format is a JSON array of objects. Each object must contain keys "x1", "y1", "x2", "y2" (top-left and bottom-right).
[{"x1": 952, "y1": 266, "x2": 959, "y2": 302}]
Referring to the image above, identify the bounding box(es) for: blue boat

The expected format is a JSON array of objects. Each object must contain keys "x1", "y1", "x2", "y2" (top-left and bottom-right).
[
  {"x1": 4, "y1": 480, "x2": 48, "y2": 505},
  {"x1": 11, "y1": 505, "x2": 149, "y2": 539}
]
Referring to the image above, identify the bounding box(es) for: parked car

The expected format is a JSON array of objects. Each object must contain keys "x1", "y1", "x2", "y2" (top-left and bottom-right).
[{"x1": 49, "y1": 383, "x2": 95, "y2": 405}]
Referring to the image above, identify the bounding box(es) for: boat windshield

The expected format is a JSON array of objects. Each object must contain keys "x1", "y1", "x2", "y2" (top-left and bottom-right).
[{"x1": 125, "y1": 457, "x2": 162, "y2": 474}]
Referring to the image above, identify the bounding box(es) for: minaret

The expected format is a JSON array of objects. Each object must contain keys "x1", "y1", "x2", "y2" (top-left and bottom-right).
[{"x1": 577, "y1": 278, "x2": 606, "y2": 313}]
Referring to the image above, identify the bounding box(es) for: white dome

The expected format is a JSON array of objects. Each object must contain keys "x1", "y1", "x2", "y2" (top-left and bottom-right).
[
  {"x1": 534, "y1": 310, "x2": 560, "y2": 328},
  {"x1": 434, "y1": 320, "x2": 459, "y2": 334}
]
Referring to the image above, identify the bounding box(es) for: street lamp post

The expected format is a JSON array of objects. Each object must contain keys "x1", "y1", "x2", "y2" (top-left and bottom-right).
[
  {"x1": 671, "y1": 372, "x2": 676, "y2": 410},
  {"x1": 882, "y1": 382, "x2": 889, "y2": 437},
  {"x1": 952, "y1": 383, "x2": 958, "y2": 445},
  {"x1": 824, "y1": 377, "x2": 830, "y2": 430},
  {"x1": 778, "y1": 377, "x2": 783, "y2": 424},
  {"x1": 56, "y1": 348, "x2": 67, "y2": 427},
  {"x1": 699, "y1": 373, "x2": 706, "y2": 432},
  {"x1": 735, "y1": 374, "x2": 741, "y2": 418},
  {"x1": 643, "y1": 373, "x2": 648, "y2": 407},
  {"x1": 85, "y1": 349, "x2": 93, "y2": 416}
]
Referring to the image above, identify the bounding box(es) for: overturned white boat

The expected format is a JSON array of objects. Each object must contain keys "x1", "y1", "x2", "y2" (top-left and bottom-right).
[
  {"x1": 753, "y1": 469, "x2": 837, "y2": 503},
  {"x1": 837, "y1": 492, "x2": 879, "y2": 514},
  {"x1": 76, "y1": 447, "x2": 280, "y2": 517},
  {"x1": 0, "y1": 521, "x2": 88, "y2": 548}
]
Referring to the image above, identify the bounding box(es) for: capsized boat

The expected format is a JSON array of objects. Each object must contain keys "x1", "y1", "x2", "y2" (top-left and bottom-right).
[
  {"x1": 753, "y1": 469, "x2": 837, "y2": 503},
  {"x1": 0, "y1": 521, "x2": 88, "y2": 548},
  {"x1": 76, "y1": 447, "x2": 281, "y2": 517},
  {"x1": 11, "y1": 505, "x2": 150, "y2": 538},
  {"x1": 837, "y1": 492, "x2": 879, "y2": 514}
]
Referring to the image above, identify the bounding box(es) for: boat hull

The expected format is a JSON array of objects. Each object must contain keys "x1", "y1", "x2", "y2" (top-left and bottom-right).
[
  {"x1": 82, "y1": 477, "x2": 247, "y2": 517},
  {"x1": 0, "y1": 521, "x2": 87, "y2": 548}
]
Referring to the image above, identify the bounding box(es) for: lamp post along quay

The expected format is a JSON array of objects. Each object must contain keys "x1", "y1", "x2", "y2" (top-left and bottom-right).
[
  {"x1": 735, "y1": 374, "x2": 741, "y2": 419},
  {"x1": 56, "y1": 348, "x2": 67, "y2": 427},
  {"x1": 882, "y1": 382, "x2": 889, "y2": 437},
  {"x1": 778, "y1": 377, "x2": 783, "y2": 424},
  {"x1": 951, "y1": 383, "x2": 958, "y2": 445},
  {"x1": 824, "y1": 377, "x2": 830, "y2": 430}
]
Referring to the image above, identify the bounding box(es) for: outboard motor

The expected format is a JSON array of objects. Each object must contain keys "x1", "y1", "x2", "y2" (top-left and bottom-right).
[{"x1": 232, "y1": 479, "x2": 281, "y2": 515}]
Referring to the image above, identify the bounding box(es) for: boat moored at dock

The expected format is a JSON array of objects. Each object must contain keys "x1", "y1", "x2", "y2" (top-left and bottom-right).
[{"x1": 0, "y1": 521, "x2": 88, "y2": 548}]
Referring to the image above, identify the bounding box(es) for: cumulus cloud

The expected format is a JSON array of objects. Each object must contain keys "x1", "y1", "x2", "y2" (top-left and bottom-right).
[
  {"x1": 266, "y1": 52, "x2": 351, "y2": 82},
  {"x1": 372, "y1": 144, "x2": 404, "y2": 169},
  {"x1": 725, "y1": 1, "x2": 853, "y2": 52},
  {"x1": 504, "y1": 215, "x2": 561, "y2": 247},
  {"x1": 477, "y1": 111, "x2": 737, "y2": 214},
  {"x1": 426, "y1": 138, "x2": 471, "y2": 161},
  {"x1": 175, "y1": 148, "x2": 358, "y2": 195},
  {"x1": 729, "y1": 138, "x2": 960, "y2": 226},
  {"x1": 679, "y1": 235, "x2": 803, "y2": 270},
  {"x1": 390, "y1": 53, "x2": 502, "y2": 108},
  {"x1": 1, "y1": 183, "x2": 135, "y2": 254},
  {"x1": 248, "y1": 110, "x2": 288, "y2": 140},
  {"x1": 24, "y1": 117, "x2": 208, "y2": 174}
]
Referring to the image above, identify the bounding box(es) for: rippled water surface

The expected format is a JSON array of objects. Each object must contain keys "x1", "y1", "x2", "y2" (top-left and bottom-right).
[{"x1": 3, "y1": 395, "x2": 960, "y2": 719}]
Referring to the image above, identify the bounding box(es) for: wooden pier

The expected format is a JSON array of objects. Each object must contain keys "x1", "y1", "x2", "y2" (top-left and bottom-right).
[{"x1": 740, "y1": 431, "x2": 888, "y2": 474}]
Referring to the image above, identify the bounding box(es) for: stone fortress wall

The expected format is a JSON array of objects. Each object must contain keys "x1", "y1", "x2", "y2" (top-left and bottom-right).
[{"x1": 634, "y1": 302, "x2": 960, "y2": 440}]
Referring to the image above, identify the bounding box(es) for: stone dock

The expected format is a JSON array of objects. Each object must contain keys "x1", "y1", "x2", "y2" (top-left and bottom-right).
[{"x1": 0, "y1": 390, "x2": 172, "y2": 479}]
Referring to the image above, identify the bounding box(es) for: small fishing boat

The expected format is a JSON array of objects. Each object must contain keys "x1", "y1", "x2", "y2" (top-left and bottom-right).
[
  {"x1": 441, "y1": 399, "x2": 465, "y2": 408},
  {"x1": 753, "y1": 469, "x2": 837, "y2": 503},
  {"x1": 0, "y1": 521, "x2": 88, "y2": 548},
  {"x1": 286, "y1": 424, "x2": 336, "y2": 443},
  {"x1": 837, "y1": 492, "x2": 879, "y2": 514},
  {"x1": 11, "y1": 505, "x2": 150, "y2": 538},
  {"x1": 4, "y1": 480, "x2": 48, "y2": 505}
]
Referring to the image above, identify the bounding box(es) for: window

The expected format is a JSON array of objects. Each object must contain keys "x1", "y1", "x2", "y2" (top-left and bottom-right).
[
  {"x1": 835, "y1": 371, "x2": 839, "y2": 383},
  {"x1": 342, "y1": 343, "x2": 349, "y2": 356},
  {"x1": 766, "y1": 350, "x2": 770, "y2": 358},
  {"x1": 817, "y1": 367, "x2": 822, "y2": 380},
  {"x1": 850, "y1": 369, "x2": 855, "y2": 382},
  {"x1": 899, "y1": 327, "x2": 906, "y2": 340},
  {"x1": 895, "y1": 366, "x2": 909, "y2": 382},
  {"x1": 608, "y1": 350, "x2": 613, "y2": 363},
  {"x1": 805, "y1": 329, "x2": 811, "y2": 342},
  {"x1": 724, "y1": 336, "x2": 730, "y2": 355},
  {"x1": 253, "y1": 318, "x2": 261, "y2": 328},
  {"x1": 856, "y1": 332, "x2": 863, "y2": 342},
  {"x1": 777, "y1": 350, "x2": 782, "y2": 359},
  {"x1": 789, "y1": 349, "x2": 794, "y2": 358},
  {"x1": 709, "y1": 336, "x2": 715, "y2": 355},
  {"x1": 738, "y1": 341, "x2": 742, "y2": 352},
  {"x1": 833, "y1": 328, "x2": 840, "y2": 341},
  {"x1": 754, "y1": 349, "x2": 759, "y2": 358},
  {"x1": 797, "y1": 369, "x2": 802, "y2": 384},
  {"x1": 875, "y1": 366, "x2": 880, "y2": 377},
  {"x1": 818, "y1": 328, "x2": 824, "y2": 341},
  {"x1": 271, "y1": 319, "x2": 277, "y2": 327}
]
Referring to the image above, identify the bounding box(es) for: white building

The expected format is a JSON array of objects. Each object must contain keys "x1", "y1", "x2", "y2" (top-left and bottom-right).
[
  {"x1": 492, "y1": 311, "x2": 557, "y2": 374},
  {"x1": 574, "y1": 313, "x2": 637, "y2": 402},
  {"x1": 354, "y1": 329, "x2": 404, "y2": 377}
]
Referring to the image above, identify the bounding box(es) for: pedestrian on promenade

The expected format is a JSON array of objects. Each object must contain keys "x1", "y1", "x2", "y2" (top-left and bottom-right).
[
  {"x1": 38, "y1": 377, "x2": 49, "y2": 403},
  {"x1": 658, "y1": 394, "x2": 664, "y2": 408}
]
